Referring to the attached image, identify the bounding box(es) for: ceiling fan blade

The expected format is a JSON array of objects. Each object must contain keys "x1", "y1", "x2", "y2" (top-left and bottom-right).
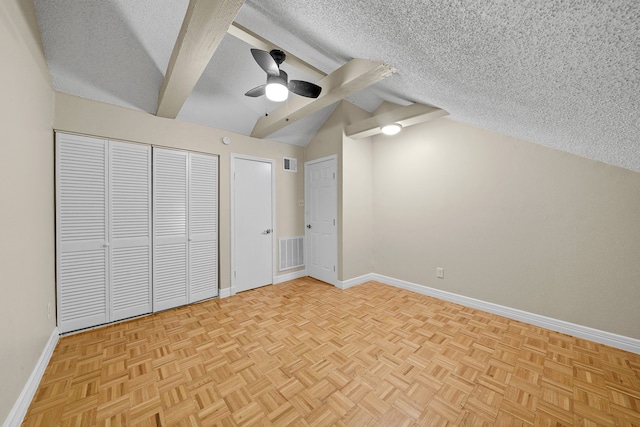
[
  {"x1": 245, "y1": 84, "x2": 266, "y2": 97},
  {"x1": 251, "y1": 49, "x2": 279, "y2": 77},
  {"x1": 288, "y1": 80, "x2": 322, "y2": 98}
]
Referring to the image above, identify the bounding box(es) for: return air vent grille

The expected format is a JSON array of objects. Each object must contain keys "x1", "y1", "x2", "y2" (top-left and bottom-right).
[
  {"x1": 279, "y1": 236, "x2": 304, "y2": 270},
  {"x1": 283, "y1": 157, "x2": 297, "y2": 172}
]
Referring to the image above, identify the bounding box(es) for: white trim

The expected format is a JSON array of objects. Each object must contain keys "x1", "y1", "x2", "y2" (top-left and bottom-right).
[
  {"x1": 4, "y1": 328, "x2": 59, "y2": 427},
  {"x1": 274, "y1": 269, "x2": 307, "y2": 284},
  {"x1": 305, "y1": 154, "x2": 338, "y2": 167},
  {"x1": 370, "y1": 274, "x2": 640, "y2": 355},
  {"x1": 337, "y1": 273, "x2": 376, "y2": 290},
  {"x1": 219, "y1": 287, "x2": 233, "y2": 299}
]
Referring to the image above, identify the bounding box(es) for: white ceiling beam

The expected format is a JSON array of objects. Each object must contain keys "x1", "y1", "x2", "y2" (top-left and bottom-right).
[
  {"x1": 227, "y1": 22, "x2": 327, "y2": 81},
  {"x1": 156, "y1": 0, "x2": 244, "y2": 118},
  {"x1": 251, "y1": 59, "x2": 397, "y2": 139},
  {"x1": 345, "y1": 103, "x2": 449, "y2": 139}
]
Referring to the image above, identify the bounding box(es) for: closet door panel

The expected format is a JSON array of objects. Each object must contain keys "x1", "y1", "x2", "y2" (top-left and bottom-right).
[
  {"x1": 189, "y1": 240, "x2": 217, "y2": 300},
  {"x1": 189, "y1": 153, "x2": 218, "y2": 302},
  {"x1": 59, "y1": 250, "x2": 107, "y2": 332},
  {"x1": 56, "y1": 133, "x2": 109, "y2": 333},
  {"x1": 110, "y1": 141, "x2": 152, "y2": 321},
  {"x1": 154, "y1": 243, "x2": 188, "y2": 305},
  {"x1": 153, "y1": 148, "x2": 188, "y2": 311}
]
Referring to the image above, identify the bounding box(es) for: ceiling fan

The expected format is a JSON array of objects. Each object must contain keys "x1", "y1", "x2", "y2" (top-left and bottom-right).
[{"x1": 245, "y1": 49, "x2": 322, "y2": 102}]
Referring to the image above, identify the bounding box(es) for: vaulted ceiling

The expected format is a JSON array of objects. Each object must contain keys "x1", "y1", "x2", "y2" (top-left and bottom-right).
[{"x1": 34, "y1": 1, "x2": 640, "y2": 172}]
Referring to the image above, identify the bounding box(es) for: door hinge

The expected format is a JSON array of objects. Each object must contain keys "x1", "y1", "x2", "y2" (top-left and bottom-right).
[
  {"x1": 333, "y1": 172, "x2": 336, "y2": 179},
  {"x1": 333, "y1": 265, "x2": 336, "y2": 272},
  {"x1": 333, "y1": 219, "x2": 335, "y2": 226},
  {"x1": 234, "y1": 271, "x2": 236, "y2": 278}
]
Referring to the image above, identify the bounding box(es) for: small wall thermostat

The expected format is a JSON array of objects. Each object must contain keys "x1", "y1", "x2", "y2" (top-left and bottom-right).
[{"x1": 221, "y1": 136, "x2": 231, "y2": 145}]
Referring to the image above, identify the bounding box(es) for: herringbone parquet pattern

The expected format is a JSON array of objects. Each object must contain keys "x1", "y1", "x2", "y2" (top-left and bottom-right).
[{"x1": 22, "y1": 278, "x2": 640, "y2": 426}]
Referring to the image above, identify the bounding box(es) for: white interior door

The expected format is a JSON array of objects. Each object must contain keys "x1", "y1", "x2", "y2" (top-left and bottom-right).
[
  {"x1": 153, "y1": 148, "x2": 188, "y2": 311},
  {"x1": 110, "y1": 141, "x2": 152, "y2": 322},
  {"x1": 56, "y1": 133, "x2": 109, "y2": 333},
  {"x1": 305, "y1": 156, "x2": 338, "y2": 285},
  {"x1": 188, "y1": 152, "x2": 218, "y2": 302},
  {"x1": 233, "y1": 156, "x2": 273, "y2": 293},
  {"x1": 57, "y1": 133, "x2": 153, "y2": 333}
]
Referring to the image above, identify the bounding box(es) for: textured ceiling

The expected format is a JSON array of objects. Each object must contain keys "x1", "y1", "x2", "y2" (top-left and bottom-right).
[{"x1": 34, "y1": 0, "x2": 640, "y2": 172}]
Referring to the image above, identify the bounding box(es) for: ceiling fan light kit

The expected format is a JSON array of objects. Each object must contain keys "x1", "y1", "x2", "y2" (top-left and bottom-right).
[
  {"x1": 265, "y1": 71, "x2": 289, "y2": 102},
  {"x1": 381, "y1": 123, "x2": 402, "y2": 135}
]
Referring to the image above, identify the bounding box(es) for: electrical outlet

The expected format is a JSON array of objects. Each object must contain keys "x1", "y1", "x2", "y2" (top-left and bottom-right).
[
  {"x1": 298, "y1": 199, "x2": 304, "y2": 207},
  {"x1": 437, "y1": 267, "x2": 444, "y2": 279},
  {"x1": 47, "y1": 302, "x2": 52, "y2": 319}
]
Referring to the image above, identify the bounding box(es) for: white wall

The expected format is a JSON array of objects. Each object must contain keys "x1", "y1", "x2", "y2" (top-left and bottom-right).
[
  {"x1": 0, "y1": 0, "x2": 56, "y2": 421},
  {"x1": 372, "y1": 117, "x2": 640, "y2": 339}
]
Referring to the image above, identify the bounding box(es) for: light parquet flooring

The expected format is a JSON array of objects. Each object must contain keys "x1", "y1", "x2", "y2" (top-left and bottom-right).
[{"x1": 23, "y1": 278, "x2": 640, "y2": 426}]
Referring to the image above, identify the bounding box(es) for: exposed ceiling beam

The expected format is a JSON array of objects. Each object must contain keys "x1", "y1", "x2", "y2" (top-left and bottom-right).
[
  {"x1": 227, "y1": 22, "x2": 327, "y2": 81},
  {"x1": 251, "y1": 59, "x2": 397, "y2": 139},
  {"x1": 156, "y1": 0, "x2": 244, "y2": 118},
  {"x1": 345, "y1": 103, "x2": 449, "y2": 139}
]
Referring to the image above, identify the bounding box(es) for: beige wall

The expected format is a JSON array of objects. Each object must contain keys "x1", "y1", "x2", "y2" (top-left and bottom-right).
[
  {"x1": 341, "y1": 106, "x2": 374, "y2": 281},
  {"x1": 0, "y1": 0, "x2": 56, "y2": 421},
  {"x1": 54, "y1": 92, "x2": 305, "y2": 287},
  {"x1": 372, "y1": 117, "x2": 640, "y2": 339}
]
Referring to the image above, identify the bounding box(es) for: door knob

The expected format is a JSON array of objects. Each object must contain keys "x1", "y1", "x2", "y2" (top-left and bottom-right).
[
  {"x1": 306, "y1": 224, "x2": 312, "y2": 229},
  {"x1": 264, "y1": 229, "x2": 272, "y2": 234}
]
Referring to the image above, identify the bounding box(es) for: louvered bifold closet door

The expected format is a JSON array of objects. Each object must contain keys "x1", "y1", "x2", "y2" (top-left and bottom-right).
[
  {"x1": 188, "y1": 153, "x2": 218, "y2": 302},
  {"x1": 110, "y1": 141, "x2": 152, "y2": 321},
  {"x1": 56, "y1": 133, "x2": 109, "y2": 333},
  {"x1": 153, "y1": 148, "x2": 189, "y2": 311}
]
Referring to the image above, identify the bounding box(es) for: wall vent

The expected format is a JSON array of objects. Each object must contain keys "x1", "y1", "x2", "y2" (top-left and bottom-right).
[
  {"x1": 279, "y1": 236, "x2": 304, "y2": 270},
  {"x1": 283, "y1": 157, "x2": 297, "y2": 172}
]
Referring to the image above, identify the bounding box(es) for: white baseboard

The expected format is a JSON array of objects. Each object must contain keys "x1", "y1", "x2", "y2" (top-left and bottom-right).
[
  {"x1": 274, "y1": 270, "x2": 307, "y2": 284},
  {"x1": 222, "y1": 270, "x2": 307, "y2": 298},
  {"x1": 3, "y1": 327, "x2": 59, "y2": 427},
  {"x1": 368, "y1": 274, "x2": 640, "y2": 355},
  {"x1": 337, "y1": 273, "x2": 376, "y2": 290}
]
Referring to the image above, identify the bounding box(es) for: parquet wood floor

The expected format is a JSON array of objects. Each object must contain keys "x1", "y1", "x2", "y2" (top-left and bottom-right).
[{"x1": 22, "y1": 278, "x2": 640, "y2": 426}]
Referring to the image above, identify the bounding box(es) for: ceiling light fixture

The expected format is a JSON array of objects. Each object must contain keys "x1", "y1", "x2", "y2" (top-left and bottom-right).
[
  {"x1": 265, "y1": 71, "x2": 289, "y2": 102},
  {"x1": 380, "y1": 123, "x2": 402, "y2": 135}
]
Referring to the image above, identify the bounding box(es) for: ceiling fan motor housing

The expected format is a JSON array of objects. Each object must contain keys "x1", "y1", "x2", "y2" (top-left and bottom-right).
[{"x1": 270, "y1": 49, "x2": 286, "y2": 65}]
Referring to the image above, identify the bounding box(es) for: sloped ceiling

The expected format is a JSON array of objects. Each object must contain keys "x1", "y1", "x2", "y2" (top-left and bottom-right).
[{"x1": 34, "y1": 1, "x2": 640, "y2": 172}]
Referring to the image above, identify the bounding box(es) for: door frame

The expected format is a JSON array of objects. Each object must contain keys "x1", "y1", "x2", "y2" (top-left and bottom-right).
[
  {"x1": 230, "y1": 154, "x2": 276, "y2": 295},
  {"x1": 304, "y1": 154, "x2": 338, "y2": 286}
]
